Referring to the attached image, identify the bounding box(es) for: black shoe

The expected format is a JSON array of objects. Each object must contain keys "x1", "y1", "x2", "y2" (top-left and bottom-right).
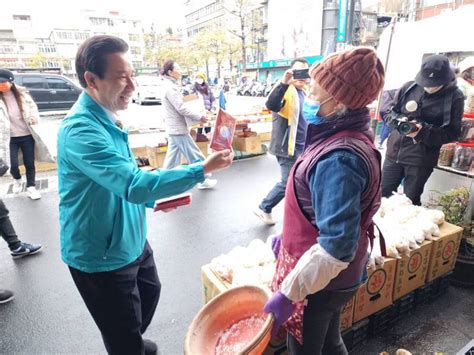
[
  {"x1": 0, "y1": 289, "x2": 14, "y2": 304},
  {"x1": 11, "y1": 242, "x2": 42, "y2": 259},
  {"x1": 143, "y1": 339, "x2": 158, "y2": 355}
]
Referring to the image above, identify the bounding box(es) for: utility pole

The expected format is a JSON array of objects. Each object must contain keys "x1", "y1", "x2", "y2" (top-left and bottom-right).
[{"x1": 347, "y1": 0, "x2": 356, "y2": 44}]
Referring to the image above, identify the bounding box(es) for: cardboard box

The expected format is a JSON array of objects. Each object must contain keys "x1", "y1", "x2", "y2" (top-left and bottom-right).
[
  {"x1": 181, "y1": 141, "x2": 209, "y2": 164},
  {"x1": 426, "y1": 222, "x2": 464, "y2": 283},
  {"x1": 196, "y1": 141, "x2": 209, "y2": 157},
  {"x1": 146, "y1": 146, "x2": 167, "y2": 168},
  {"x1": 20, "y1": 161, "x2": 57, "y2": 174},
  {"x1": 393, "y1": 241, "x2": 432, "y2": 300},
  {"x1": 340, "y1": 297, "x2": 355, "y2": 331},
  {"x1": 233, "y1": 135, "x2": 262, "y2": 154},
  {"x1": 131, "y1": 146, "x2": 148, "y2": 158},
  {"x1": 201, "y1": 264, "x2": 232, "y2": 304},
  {"x1": 353, "y1": 258, "x2": 397, "y2": 323},
  {"x1": 259, "y1": 132, "x2": 272, "y2": 142}
]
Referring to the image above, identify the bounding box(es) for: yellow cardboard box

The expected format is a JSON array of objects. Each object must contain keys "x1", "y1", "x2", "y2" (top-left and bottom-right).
[
  {"x1": 146, "y1": 146, "x2": 167, "y2": 169},
  {"x1": 233, "y1": 135, "x2": 262, "y2": 154},
  {"x1": 201, "y1": 264, "x2": 232, "y2": 304},
  {"x1": 353, "y1": 258, "x2": 397, "y2": 323},
  {"x1": 340, "y1": 297, "x2": 355, "y2": 331},
  {"x1": 393, "y1": 241, "x2": 432, "y2": 300},
  {"x1": 131, "y1": 146, "x2": 148, "y2": 158},
  {"x1": 20, "y1": 161, "x2": 57, "y2": 174},
  {"x1": 426, "y1": 222, "x2": 464, "y2": 282},
  {"x1": 259, "y1": 132, "x2": 272, "y2": 142}
]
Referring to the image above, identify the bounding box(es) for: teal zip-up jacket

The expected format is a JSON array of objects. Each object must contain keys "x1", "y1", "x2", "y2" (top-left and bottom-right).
[{"x1": 57, "y1": 92, "x2": 205, "y2": 273}]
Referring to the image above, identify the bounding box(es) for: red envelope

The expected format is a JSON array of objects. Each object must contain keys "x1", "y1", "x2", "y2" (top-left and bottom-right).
[
  {"x1": 154, "y1": 193, "x2": 192, "y2": 211},
  {"x1": 210, "y1": 109, "x2": 237, "y2": 151}
]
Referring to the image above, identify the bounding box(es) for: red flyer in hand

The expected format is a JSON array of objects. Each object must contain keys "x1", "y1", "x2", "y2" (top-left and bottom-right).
[
  {"x1": 210, "y1": 109, "x2": 237, "y2": 151},
  {"x1": 154, "y1": 193, "x2": 192, "y2": 212}
]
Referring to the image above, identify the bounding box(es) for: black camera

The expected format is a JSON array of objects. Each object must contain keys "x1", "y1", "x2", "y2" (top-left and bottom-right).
[
  {"x1": 293, "y1": 69, "x2": 310, "y2": 80},
  {"x1": 394, "y1": 117, "x2": 419, "y2": 135}
]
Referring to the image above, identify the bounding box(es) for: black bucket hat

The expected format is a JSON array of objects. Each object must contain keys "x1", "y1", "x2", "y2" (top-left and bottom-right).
[
  {"x1": 0, "y1": 69, "x2": 15, "y2": 83},
  {"x1": 415, "y1": 55, "x2": 454, "y2": 88}
]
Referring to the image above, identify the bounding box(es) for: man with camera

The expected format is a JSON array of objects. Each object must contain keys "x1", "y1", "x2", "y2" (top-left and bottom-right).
[
  {"x1": 254, "y1": 58, "x2": 310, "y2": 225},
  {"x1": 381, "y1": 55, "x2": 464, "y2": 205}
]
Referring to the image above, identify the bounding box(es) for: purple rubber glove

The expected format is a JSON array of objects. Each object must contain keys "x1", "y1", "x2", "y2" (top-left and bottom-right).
[
  {"x1": 271, "y1": 234, "x2": 281, "y2": 259},
  {"x1": 264, "y1": 291, "x2": 294, "y2": 337}
]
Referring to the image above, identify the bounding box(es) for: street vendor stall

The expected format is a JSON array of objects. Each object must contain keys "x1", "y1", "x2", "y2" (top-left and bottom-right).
[{"x1": 190, "y1": 194, "x2": 464, "y2": 354}]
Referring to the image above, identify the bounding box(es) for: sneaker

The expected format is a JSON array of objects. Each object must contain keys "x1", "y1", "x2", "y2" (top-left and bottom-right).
[
  {"x1": 27, "y1": 186, "x2": 41, "y2": 200},
  {"x1": 143, "y1": 339, "x2": 158, "y2": 355},
  {"x1": 253, "y1": 207, "x2": 276, "y2": 225},
  {"x1": 0, "y1": 289, "x2": 14, "y2": 304},
  {"x1": 197, "y1": 178, "x2": 217, "y2": 190},
  {"x1": 12, "y1": 179, "x2": 22, "y2": 194},
  {"x1": 11, "y1": 242, "x2": 43, "y2": 259}
]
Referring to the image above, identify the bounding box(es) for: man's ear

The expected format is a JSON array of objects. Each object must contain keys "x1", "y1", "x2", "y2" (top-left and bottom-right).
[{"x1": 84, "y1": 71, "x2": 98, "y2": 90}]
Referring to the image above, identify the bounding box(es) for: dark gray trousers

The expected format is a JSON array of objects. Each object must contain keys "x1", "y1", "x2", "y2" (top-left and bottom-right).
[{"x1": 288, "y1": 288, "x2": 357, "y2": 355}]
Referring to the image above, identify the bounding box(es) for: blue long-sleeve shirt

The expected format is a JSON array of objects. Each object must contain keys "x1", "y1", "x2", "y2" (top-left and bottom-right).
[{"x1": 309, "y1": 150, "x2": 368, "y2": 262}]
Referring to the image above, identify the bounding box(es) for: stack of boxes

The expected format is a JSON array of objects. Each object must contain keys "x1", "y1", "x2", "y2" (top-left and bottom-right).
[{"x1": 199, "y1": 222, "x2": 464, "y2": 354}]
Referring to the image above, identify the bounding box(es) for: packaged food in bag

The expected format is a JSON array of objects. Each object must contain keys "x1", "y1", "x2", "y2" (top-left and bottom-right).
[{"x1": 210, "y1": 109, "x2": 237, "y2": 151}]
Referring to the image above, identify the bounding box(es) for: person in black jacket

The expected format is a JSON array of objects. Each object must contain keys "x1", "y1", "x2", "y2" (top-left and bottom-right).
[
  {"x1": 381, "y1": 55, "x2": 464, "y2": 205},
  {"x1": 254, "y1": 58, "x2": 309, "y2": 225}
]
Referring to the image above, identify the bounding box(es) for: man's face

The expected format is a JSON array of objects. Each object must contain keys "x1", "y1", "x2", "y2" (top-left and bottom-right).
[
  {"x1": 291, "y1": 61, "x2": 309, "y2": 90},
  {"x1": 92, "y1": 52, "x2": 136, "y2": 113}
]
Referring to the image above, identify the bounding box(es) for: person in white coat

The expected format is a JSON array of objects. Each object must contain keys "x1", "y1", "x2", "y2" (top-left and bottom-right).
[
  {"x1": 0, "y1": 69, "x2": 42, "y2": 199},
  {"x1": 161, "y1": 60, "x2": 217, "y2": 189}
]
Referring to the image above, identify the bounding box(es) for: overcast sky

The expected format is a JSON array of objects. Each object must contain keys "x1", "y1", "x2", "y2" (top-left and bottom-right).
[{"x1": 3, "y1": 0, "x2": 186, "y2": 32}]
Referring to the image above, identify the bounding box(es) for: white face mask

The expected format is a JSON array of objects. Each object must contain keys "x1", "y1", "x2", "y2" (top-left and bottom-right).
[
  {"x1": 196, "y1": 78, "x2": 204, "y2": 85},
  {"x1": 424, "y1": 86, "x2": 443, "y2": 94}
]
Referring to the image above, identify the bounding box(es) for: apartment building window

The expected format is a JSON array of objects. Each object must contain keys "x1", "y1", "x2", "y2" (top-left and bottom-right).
[
  {"x1": 131, "y1": 47, "x2": 141, "y2": 55},
  {"x1": 46, "y1": 60, "x2": 60, "y2": 68},
  {"x1": 129, "y1": 34, "x2": 140, "y2": 42},
  {"x1": 13, "y1": 15, "x2": 31, "y2": 21},
  {"x1": 75, "y1": 32, "x2": 89, "y2": 41},
  {"x1": 39, "y1": 44, "x2": 56, "y2": 53},
  {"x1": 90, "y1": 17, "x2": 107, "y2": 26},
  {"x1": 57, "y1": 31, "x2": 73, "y2": 40},
  {"x1": 0, "y1": 45, "x2": 15, "y2": 54}
]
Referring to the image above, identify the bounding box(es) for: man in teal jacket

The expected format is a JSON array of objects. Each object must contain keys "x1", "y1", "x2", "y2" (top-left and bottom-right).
[{"x1": 57, "y1": 35, "x2": 232, "y2": 354}]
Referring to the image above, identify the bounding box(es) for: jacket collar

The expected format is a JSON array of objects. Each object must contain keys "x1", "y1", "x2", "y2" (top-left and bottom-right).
[
  {"x1": 77, "y1": 92, "x2": 121, "y2": 130},
  {"x1": 305, "y1": 108, "x2": 373, "y2": 148}
]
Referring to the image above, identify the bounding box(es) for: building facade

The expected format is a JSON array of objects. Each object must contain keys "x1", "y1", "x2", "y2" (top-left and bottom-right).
[{"x1": 0, "y1": 9, "x2": 145, "y2": 77}]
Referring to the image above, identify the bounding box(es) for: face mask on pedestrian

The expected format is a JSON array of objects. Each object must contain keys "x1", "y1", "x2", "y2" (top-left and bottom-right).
[
  {"x1": 0, "y1": 82, "x2": 12, "y2": 93},
  {"x1": 196, "y1": 78, "x2": 204, "y2": 85},
  {"x1": 303, "y1": 97, "x2": 333, "y2": 124},
  {"x1": 424, "y1": 86, "x2": 443, "y2": 94}
]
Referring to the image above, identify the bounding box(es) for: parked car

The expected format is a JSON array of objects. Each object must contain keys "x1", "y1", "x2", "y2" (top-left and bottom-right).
[
  {"x1": 13, "y1": 73, "x2": 82, "y2": 112},
  {"x1": 132, "y1": 75, "x2": 164, "y2": 105}
]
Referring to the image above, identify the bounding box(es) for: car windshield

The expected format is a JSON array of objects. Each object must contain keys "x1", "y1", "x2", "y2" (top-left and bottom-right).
[{"x1": 136, "y1": 76, "x2": 161, "y2": 86}]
